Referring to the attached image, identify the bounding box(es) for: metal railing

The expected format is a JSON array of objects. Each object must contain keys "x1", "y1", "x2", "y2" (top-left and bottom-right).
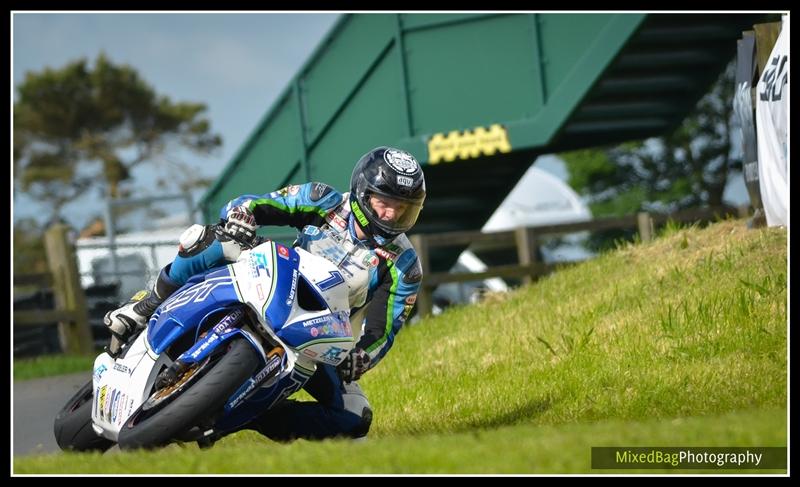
[{"x1": 76, "y1": 239, "x2": 179, "y2": 278}]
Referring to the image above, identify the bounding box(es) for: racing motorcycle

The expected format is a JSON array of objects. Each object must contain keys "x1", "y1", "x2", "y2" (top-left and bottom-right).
[{"x1": 54, "y1": 228, "x2": 355, "y2": 451}]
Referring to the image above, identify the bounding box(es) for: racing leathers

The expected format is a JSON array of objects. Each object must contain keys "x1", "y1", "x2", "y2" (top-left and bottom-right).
[{"x1": 167, "y1": 181, "x2": 422, "y2": 440}]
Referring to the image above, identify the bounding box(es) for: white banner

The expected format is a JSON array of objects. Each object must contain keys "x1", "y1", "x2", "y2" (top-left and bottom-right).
[{"x1": 755, "y1": 15, "x2": 789, "y2": 227}]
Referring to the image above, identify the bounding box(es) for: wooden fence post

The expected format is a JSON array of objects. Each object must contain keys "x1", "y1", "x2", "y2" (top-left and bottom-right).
[
  {"x1": 44, "y1": 224, "x2": 92, "y2": 354},
  {"x1": 737, "y1": 204, "x2": 750, "y2": 219},
  {"x1": 637, "y1": 212, "x2": 654, "y2": 243},
  {"x1": 515, "y1": 227, "x2": 538, "y2": 286},
  {"x1": 409, "y1": 234, "x2": 432, "y2": 318}
]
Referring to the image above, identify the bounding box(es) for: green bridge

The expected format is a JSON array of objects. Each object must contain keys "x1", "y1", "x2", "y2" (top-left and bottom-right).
[{"x1": 200, "y1": 13, "x2": 767, "y2": 271}]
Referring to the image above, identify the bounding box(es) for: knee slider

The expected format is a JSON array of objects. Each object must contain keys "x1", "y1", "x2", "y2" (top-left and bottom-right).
[
  {"x1": 178, "y1": 224, "x2": 215, "y2": 257},
  {"x1": 342, "y1": 382, "x2": 372, "y2": 438},
  {"x1": 350, "y1": 406, "x2": 372, "y2": 438}
]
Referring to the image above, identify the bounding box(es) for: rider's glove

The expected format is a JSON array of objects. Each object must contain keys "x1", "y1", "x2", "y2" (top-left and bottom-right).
[
  {"x1": 337, "y1": 347, "x2": 371, "y2": 383},
  {"x1": 224, "y1": 205, "x2": 257, "y2": 243}
]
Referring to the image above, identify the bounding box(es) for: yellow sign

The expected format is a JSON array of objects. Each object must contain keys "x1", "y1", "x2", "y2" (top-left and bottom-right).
[{"x1": 427, "y1": 124, "x2": 512, "y2": 164}]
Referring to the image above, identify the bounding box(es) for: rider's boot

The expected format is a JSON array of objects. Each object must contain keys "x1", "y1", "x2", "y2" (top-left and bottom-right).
[{"x1": 104, "y1": 266, "x2": 181, "y2": 357}]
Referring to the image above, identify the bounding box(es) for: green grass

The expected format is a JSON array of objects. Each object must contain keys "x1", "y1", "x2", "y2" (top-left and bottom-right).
[
  {"x1": 13, "y1": 353, "x2": 96, "y2": 381},
  {"x1": 14, "y1": 219, "x2": 788, "y2": 474},
  {"x1": 14, "y1": 408, "x2": 786, "y2": 474}
]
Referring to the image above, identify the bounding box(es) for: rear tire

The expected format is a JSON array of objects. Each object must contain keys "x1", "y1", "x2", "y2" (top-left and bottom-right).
[
  {"x1": 118, "y1": 337, "x2": 259, "y2": 450},
  {"x1": 53, "y1": 380, "x2": 115, "y2": 452}
]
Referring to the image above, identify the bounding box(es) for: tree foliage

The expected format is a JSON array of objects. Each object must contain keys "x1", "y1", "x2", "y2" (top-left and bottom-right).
[
  {"x1": 13, "y1": 53, "x2": 222, "y2": 221},
  {"x1": 562, "y1": 60, "x2": 740, "y2": 219},
  {"x1": 13, "y1": 218, "x2": 48, "y2": 275}
]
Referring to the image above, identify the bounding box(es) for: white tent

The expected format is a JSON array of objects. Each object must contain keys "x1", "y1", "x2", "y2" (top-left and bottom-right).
[{"x1": 483, "y1": 165, "x2": 592, "y2": 230}]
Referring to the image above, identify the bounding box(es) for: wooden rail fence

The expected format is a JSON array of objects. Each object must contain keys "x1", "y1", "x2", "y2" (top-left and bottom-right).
[
  {"x1": 14, "y1": 224, "x2": 92, "y2": 354},
  {"x1": 409, "y1": 205, "x2": 747, "y2": 318}
]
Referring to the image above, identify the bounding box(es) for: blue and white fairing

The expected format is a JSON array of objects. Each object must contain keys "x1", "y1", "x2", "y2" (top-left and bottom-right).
[
  {"x1": 228, "y1": 241, "x2": 354, "y2": 361},
  {"x1": 90, "y1": 239, "x2": 354, "y2": 439},
  {"x1": 145, "y1": 241, "x2": 353, "y2": 361}
]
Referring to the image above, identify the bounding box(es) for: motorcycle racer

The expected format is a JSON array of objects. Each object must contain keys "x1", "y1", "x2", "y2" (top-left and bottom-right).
[{"x1": 103, "y1": 146, "x2": 426, "y2": 441}]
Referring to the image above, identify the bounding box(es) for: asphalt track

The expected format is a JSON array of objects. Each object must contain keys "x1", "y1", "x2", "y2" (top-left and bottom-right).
[{"x1": 13, "y1": 372, "x2": 90, "y2": 456}]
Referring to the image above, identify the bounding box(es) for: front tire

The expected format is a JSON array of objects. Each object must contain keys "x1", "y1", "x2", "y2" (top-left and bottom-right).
[
  {"x1": 118, "y1": 337, "x2": 260, "y2": 450},
  {"x1": 53, "y1": 380, "x2": 115, "y2": 452}
]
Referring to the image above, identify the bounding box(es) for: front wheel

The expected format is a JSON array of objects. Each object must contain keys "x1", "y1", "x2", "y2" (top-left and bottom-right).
[
  {"x1": 53, "y1": 380, "x2": 115, "y2": 452},
  {"x1": 118, "y1": 337, "x2": 260, "y2": 450}
]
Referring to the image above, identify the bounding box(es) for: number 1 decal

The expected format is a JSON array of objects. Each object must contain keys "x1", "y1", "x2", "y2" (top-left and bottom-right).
[{"x1": 318, "y1": 271, "x2": 344, "y2": 291}]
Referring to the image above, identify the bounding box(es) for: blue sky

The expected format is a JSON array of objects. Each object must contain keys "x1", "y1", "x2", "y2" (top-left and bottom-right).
[
  {"x1": 12, "y1": 12, "x2": 748, "y2": 232},
  {"x1": 12, "y1": 12, "x2": 341, "y2": 230}
]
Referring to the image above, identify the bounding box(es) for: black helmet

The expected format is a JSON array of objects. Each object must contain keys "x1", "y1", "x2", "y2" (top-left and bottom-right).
[{"x1": 349, "y1": 147, "x2": 426, "y2": 240}]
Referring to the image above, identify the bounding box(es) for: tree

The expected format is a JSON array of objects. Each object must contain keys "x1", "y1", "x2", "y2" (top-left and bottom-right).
[
  {"x1": 562, "y1": 59, "x2": 740, "y2": 218},
  {"x1": 560, "y1": 60, "x2": 741, "y2": 251},
  {"x1": 13, "y1": 218, "x2": 48, "y2": 276},
  {"x1": 13, "y1": 53, "x2": 223, "y2": 222}
]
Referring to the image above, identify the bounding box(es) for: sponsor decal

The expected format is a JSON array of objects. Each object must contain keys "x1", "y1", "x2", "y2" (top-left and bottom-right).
[
  {"x1": 256, "y1": 284, "x2": 264, "y2": 300},
  {"x1": 397, "y1": 175, "x2": 414, "y2": 187},
  {"x1": 115, "y1": 393, "x2": 126, "y2": 424},
  {"x1": 286, "y1": 269, "x2": 298, "y2": 305},
  {"x1": 98, "y1": 386, "x2": 108, "y2": 419},
  {"x1": 310, "y1": 183, "x2": 332, "y2": 201},
  {"x1": 384, "y1": 149, "x2": 420, "y2": 174},
  {"x1": 104, "y1": 388, "x2": 114, "y2": 420},
  {"x1": 93, "y1": 364, "x2": 107, "y2": 381},
  {"x1": 277, "y1": 244, "x2": 290, "y2": 260},
  {"x1": 327, "y1": 213, "x2": 347, "y2": 231},
  {"x1": 375, "y1": 247, "x2": 397, "y2": 261},
  {"x1": 288, "y1": 185, "x2": 301, "y2": 195},
  {"x1": 427, "y1": 123, "x2": 511, "y2": 164},
  {"x1": 228, "y1": 354, "x2": 284, "y2": 409},
  {"x1": 362, "y1": 253, "x2": 379, "y2": 268},
  {"x1": 403, "y1": 260, "x2": 423, "y2": 283},
  {"x1": 405, "y1": 294, "x2": 417, "y2": 305},
  {"x1": 309, "y1": 319, "x2": 351, "y2": 338},
  {"x1": 213, "y1": 308, "x2": 244, "y2": 334},
  {"x1": 110, "y1": 390, "x2": 119, "y2": 423},
  {"x1": 228, "y1": 378, "x2": 257, "y2": 410},
  {"x1": 304, "y1": 225, "x2": 321, "y2": 236},
  {"x1": 190, "y1": 333, "x2": 219, "y2": 360},
  {"x1": 302, "y1": 316, "x2": 329, "y2": 327},
  {"x1": 350, "y1": 200, "x2": 370, "y2": 227},
  {"x1": 248, "y1": 255, "x2": 260, "y2": 278},
  {"x1": 302, "y1": 349, "x2": 318, "y2": 358},
  {"x1": 254, "y1": 354, "x2": 282, "y2": 382},
  {"x1": 253, "y1": 252, "x2": 271, "y2": 277},
  {"x1": 320, "y1": 346, "x2": 346, "y2": 364},
  {"x1": 112, "y1": 363, "x2": 130, "y2": 374},
  {"x1": 276, "y1": 187, "x2": 289, "y2": 197}
]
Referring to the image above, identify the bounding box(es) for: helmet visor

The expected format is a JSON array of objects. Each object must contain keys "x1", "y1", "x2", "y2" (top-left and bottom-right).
[{"x1": 363, "y1": 191, "x2": 423, "y2": 235}]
